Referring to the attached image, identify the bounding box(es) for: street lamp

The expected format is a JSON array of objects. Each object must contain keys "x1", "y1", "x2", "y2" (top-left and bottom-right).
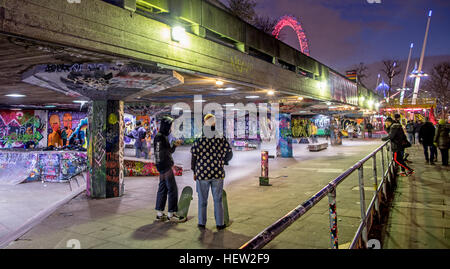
[{"x1": 411, "y1": 10, "x2": 433, "y2": 105}]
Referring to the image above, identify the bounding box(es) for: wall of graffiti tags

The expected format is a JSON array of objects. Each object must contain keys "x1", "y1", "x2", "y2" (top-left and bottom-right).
[
  {"x1": 277, "y1": 113, "x2": 293, "y2": 157},
  {"x1": 0, "y1": 110, "x2": 47, "y2": 149},
  {"x1": 0, "y1": 150, "x2": 87, "y2": 185},
  {"x1": 87, "y1": 100, "x2": 125, "y2": 198},
  {"x1": 123, "y1": 158, "x2": 182, "y2": 177},
  {"x1": 292, "y1": 115, "x2": 331, "y2": 138},
  {"x1": 47, "y1": 111, "x2": 88, "y2": 148}
]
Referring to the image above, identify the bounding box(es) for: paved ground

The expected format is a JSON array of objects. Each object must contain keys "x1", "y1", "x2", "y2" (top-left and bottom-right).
[
  {"x1": 6, "y1": 138, "x2": 447, "y2": 249},
  {"x1": 0, "y1": 177, "x2": 85, "y2": 245},
  {"x1": 382, "y1": 143, "x2": 450, "y2": 249}
]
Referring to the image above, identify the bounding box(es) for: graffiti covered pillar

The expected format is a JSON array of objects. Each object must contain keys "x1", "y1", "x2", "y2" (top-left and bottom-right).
[
  {"x1": 277, "y1": 113, "x2": 293, "y2": 158},
  {"x1": 87, "y1": 100, "x2": 124, "y2": 198}
]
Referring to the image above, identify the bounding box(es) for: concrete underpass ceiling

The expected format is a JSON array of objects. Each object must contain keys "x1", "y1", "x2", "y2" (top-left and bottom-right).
[{"x1": 0, "y1": 35, "x2": 347, "y2": 114}]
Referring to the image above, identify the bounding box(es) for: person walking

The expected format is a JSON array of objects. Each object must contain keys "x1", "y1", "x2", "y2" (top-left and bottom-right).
[
  {"x1": 191, "y1": 114, "x2": 233, "y2": 230},
  {"x1": 406, "y1": 120, "x2": 415, "y2": 144},
  {"x1": 360, "y1": 122, "x2": 365, "y2": 139},
  {"x1": 382, "y1": 117, "x2": 414, "y2": 176},
  {"x1": 310, "y1": 122, "x2": 318, "y2": 143},
  {"x1": 347, "y1": 122, "x2": 355, "y2": 140},
  {"x1": 154, "y1": 116, "x2": 185, "y2": 222},
  {"x1": 127, "y1": 121, "x2": 148, "y2": 159},
  {"x1": 434, "y1": 119, "x2": 449, "y2": 166},
  {"x1": 419, "y1": 117, "x2": 438, "y2": 165},
  {"x1": 366, "y1": 122, "x2": 374, "y2": 138}
]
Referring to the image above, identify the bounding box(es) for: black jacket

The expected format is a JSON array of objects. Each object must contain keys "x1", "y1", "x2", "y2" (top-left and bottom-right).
[
  {"x1": 154, "y1": 118, "x2": 176, "y2": 174},
  {"x1": 382, "y1": 122, "x2": 407, "y2": 152},
  {"x1": 419, "y1": 122, "x2": 436, "y2": 146}
]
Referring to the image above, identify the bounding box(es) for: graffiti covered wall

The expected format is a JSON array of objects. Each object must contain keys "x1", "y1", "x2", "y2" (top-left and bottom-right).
[
  {"x1": 47, "y1": 111, "x2": 88, "y2": 148},
  {"x1": 0, "y1": 110, "x2": 47, "y2": 149}
]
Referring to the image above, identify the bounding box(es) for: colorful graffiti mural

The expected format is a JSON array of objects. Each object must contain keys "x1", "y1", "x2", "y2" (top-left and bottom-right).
[
  {"x1": 47, "y1": 111, "x2": 88, "y2": 148},
  {"x1": 0, "y1": 110, "x2": 47, "y2": 149},
  {"x1": 123, "y1": 158, "x2": 182, "y2": 177},
  {"x1": 87, "y1": 100, "x2": 125, "y2": 198},
  {"x1": 0, "y1": 150, "x2": 87, "y2": 184},
  {"x1": 277, "y1": 113, "x2": 293, "y2": 157}
]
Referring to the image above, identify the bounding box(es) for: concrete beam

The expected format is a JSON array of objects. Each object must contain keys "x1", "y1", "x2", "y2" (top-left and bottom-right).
[{"x1": 0, "y1": 0, "x2": 329, "y2": 101}]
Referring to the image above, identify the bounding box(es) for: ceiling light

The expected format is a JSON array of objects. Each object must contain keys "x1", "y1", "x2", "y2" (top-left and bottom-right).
[
  {"x1": 45, "y1": 105, "x2": 56, "y2": 108},
  {"x1": 5, "y1": 94, "x2": 26, "y2": 97},
  {"x1": 216, "y1": 80, "x2": 224, "y2": 86},
  {"x1": 10, "y1": 108, "x2": 22, "y2": 111},
  {"x1": 171, "y1": 26, "x2": 186, "y2": 42},
  {"x1": 326, "y1": 102, "x2": 332, "y2": 106},
  {"x1": 245, "y1": 96, "x2": 260, "y2": 99},
  {"x1": 194, "y1": 99, "x2": 206, "y2": 103},
  {"x1": 73, "y1": 100, "x2": 88, "y2": 104},
  {"x1": 223, "y1": 104, "x2": 234, "y2": 107},
  {"x1": 297, "y1": 96, "x2": 304, "y2": 101},
  {"x1": 267, "y1": 90, "x2": 275, "y2": 96}
]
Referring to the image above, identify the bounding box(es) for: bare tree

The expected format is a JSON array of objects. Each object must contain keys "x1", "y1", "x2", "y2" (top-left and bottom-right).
[
  {"x1": 381, "y1": 59, "x2": 401, "y2": 99},
  {"x1": 352, "y1": 62, "x2": 369, "y2": 88},
  {"x1": 253, "y1": 15, "x2": 277, "y2": 35},
  {"x1": 424, "y1": 62, "x2": 450, "y2": 118},
  {"x1": 226, "y1": 0, "x2": 257, "y2": 23}
]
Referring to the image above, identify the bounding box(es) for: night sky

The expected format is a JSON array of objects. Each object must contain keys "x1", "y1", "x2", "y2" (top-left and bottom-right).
[{"x1": 221, "y1": 0, "x2": 450, "y2": 75}]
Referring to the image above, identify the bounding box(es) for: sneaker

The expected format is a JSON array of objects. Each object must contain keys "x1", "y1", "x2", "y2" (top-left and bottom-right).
[
  {"x1": 216, "y1": 225, "x2": 226, "y2": 230},
  {"x1": 425, "y1": 160, "x2": 430, "y2": 165},
  {"x1": 197, "y1": 224, "x2": 206, "y2": 229},
  {"x1": 168, "y1": 214, "x2": 186, "y2": 223},
  {"x1": 156, "y1": 214, "x2": 168, "y2": 222},
  {"x1": 430, "y1": 161, "x2": 435, "y2": 165}
]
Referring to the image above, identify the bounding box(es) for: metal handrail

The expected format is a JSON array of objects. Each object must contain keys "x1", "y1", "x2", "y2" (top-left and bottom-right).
[{"x1": 240, "y1": 141, "x2": 393, "y2": 249}]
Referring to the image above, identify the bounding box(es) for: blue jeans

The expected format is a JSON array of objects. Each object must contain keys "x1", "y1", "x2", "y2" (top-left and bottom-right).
[
  {"x1": 155, "y1": 169, "x2": 178, "y2": 213},
  {"x1": 407, "y1": 133, "x2": 415, "y2": 144},
  {"x1": 135, "y1": 143, "x2": 148, "y2": 159},
  {"x1": 423, "y1": 144, "x2": 437, "y2": 162},
  {"x1": 196, "y1": 179, "x2": 224, "y2": 226}
]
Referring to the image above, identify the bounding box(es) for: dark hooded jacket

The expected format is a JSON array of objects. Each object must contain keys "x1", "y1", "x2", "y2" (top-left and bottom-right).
[
  {"x1": 419, "y1": 122, "x2": 436, "y2": 146},
  {"x1": 154, "y1": 117, "x2": 176, "y2": 173},
  {"x1": 382, "y1": 122, "x2": 408, "y2": 152}
]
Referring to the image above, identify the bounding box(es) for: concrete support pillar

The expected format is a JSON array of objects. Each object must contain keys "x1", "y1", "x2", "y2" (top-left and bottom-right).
[
  {"x1": 87, "y1": 100, "x2": 124, "y2": 198},
  {"x1": 277, "y1": 113, "x2": 293, "y2": 158}
]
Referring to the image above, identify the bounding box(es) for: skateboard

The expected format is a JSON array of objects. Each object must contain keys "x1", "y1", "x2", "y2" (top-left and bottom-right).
[
  {"x1": 223, "y1": 190, "x2": 230, "y2": 227},
  {"x1": 177, "y1": 186, "x2": 193, "y2": 220}
]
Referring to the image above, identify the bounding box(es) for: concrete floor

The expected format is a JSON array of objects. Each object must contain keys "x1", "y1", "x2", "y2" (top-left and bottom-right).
[
  {"x1": 0, "y1": 176, "x2": 85, "y2": 247},
  {"x1": 382, "y1": 143, "x2": 450, "y2": 249},
  {"x1": 5, "y1": 138, "x2": 400, "y2": 249}
]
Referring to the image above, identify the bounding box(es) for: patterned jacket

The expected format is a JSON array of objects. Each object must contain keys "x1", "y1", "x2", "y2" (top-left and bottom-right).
[{"x1": 191, "y1": 136, "x2": 233, "y2": 180}]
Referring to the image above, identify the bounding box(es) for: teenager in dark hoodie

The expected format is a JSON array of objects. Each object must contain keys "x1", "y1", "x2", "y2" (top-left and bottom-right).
[
  {"x1": 154, "y1": 116, "x2": 185, "y2": 222},
  {"x1": 382, "y1": 117, "x2": 414, "y2": 176}
]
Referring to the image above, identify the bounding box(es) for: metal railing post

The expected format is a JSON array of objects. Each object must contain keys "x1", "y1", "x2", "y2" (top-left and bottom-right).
[
  {"x1": 358, "y1": 165, "x2": 368, "y2": 247},
  {"x1": 380, "y1": 145, "x2": 387, "y2": 199},
  {"x1": 328, "y1": 189, "x2": 338, "y2": 249},
  {"x1": 372, "y1": 154, "x2": 380, "y2": 219}
]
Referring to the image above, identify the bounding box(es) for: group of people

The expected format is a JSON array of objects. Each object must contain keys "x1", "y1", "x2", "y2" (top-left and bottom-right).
[
  {"x1": 382, "y1": 114, "x2": 449, "y2": 177},
  {"x1": 126, "y1": 120, "x2": 152, "y2": 159},
  {"x1": 345, "y1": 121, "x2": 375, "y2": 140},
  {"x1": 152, "y1": 114, "x2": 233, "y2": 230}
]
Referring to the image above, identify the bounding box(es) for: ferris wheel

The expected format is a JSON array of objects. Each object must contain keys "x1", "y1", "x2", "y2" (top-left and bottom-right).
[{"x1": 272, "y1": 15, "x2": 310, "y2": 56}]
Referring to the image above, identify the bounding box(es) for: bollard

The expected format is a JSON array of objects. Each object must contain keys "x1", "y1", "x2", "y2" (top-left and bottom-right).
[
  {"x1": 328, "y1": 189, "x2": 338, "y2": 249},
  {"x1": 259, "y1": 151, "x2": 271, "y2": 186}
]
